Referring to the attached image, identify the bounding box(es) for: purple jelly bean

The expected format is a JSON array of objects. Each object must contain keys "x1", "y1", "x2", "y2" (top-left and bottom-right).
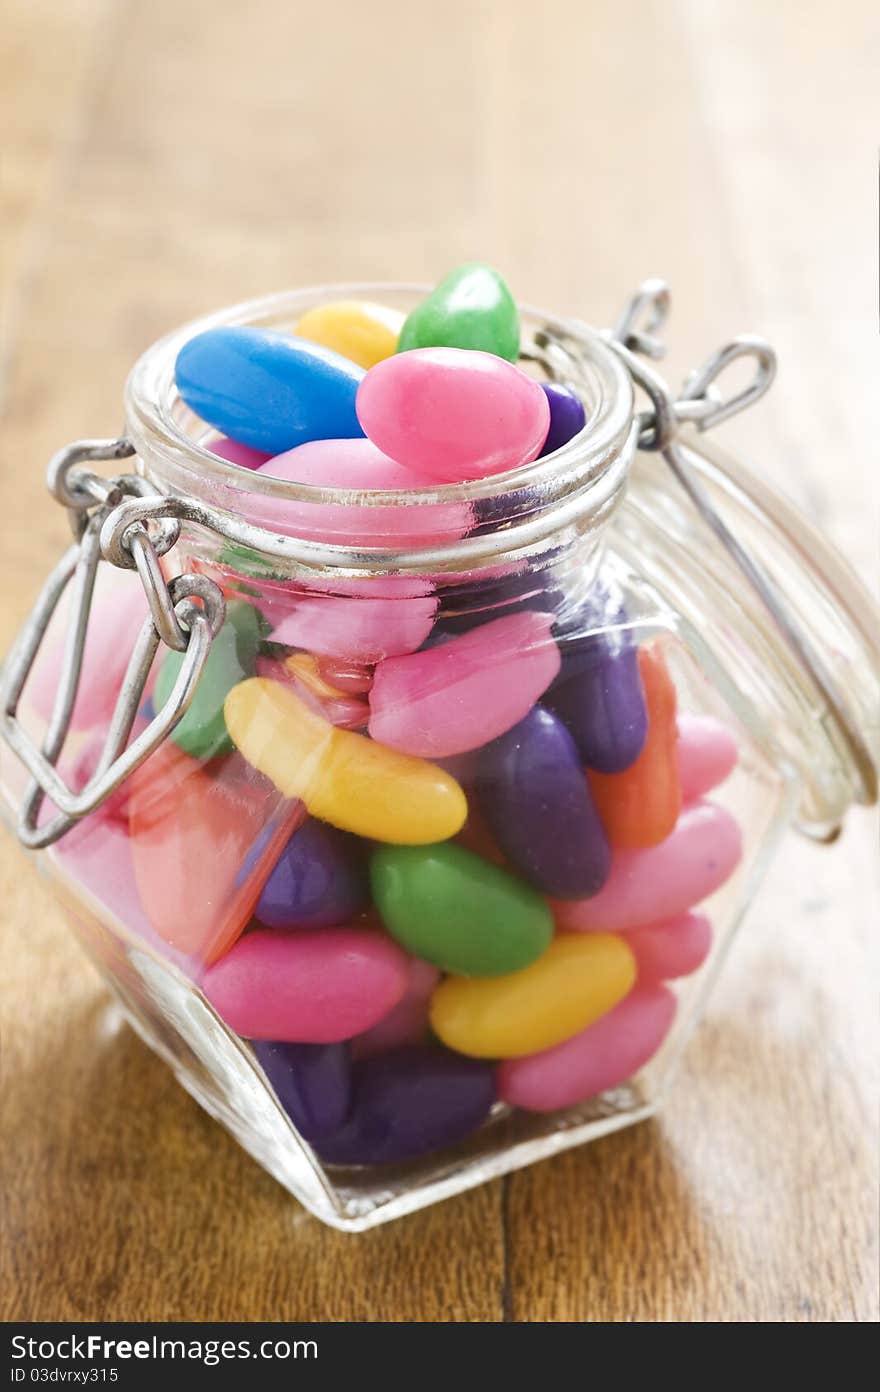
[
  {"x1": 546, "y1": 587, "x2": 647, "y2": 773},
  {"x1": 315, "y1": 1046, "x2": 496, "y2": 1165},
  {"x1": 538, "y1": 383, "x2": 587, "y2": 457},
  {"x1": 477, "y1": 705, "x2": 610, "y2": 899},
  {"x1": 255, "y1": 819, "x2": 368, "y2": 930},
  {"x1": 253, "y1": 1039, "x2": 352, "y2": 1141}
]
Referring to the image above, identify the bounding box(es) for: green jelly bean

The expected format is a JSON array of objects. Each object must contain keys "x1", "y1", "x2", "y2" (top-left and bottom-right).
[
  {"x1": 397, "y1": 264, "x2": 520, "y2": 362},
  {"x1": 370, "y1": 842, "x2": 552, "y2": 978},
  {"x1": 154, "y1": 600, "x2": 266, "y2": 759}
]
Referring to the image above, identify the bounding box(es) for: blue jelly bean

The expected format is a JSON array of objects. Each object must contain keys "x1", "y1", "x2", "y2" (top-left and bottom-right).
[
  {"x1": 538, "y1": 383, "x2": 587, "y2": 457},
  {"x1": 175, "y1": 326, "x2": 365, "y2": 454},
  {"x1": 478, "y1": 705, "x2": 610, "y2": 899},
  {"x1": 546, "y1": 586, "x2": 647, "y2": 773},
  {"x1": 315, "y1": 1047, "x2": 496, "y2": 1165},
  {"x1": 253, "y1": 1039, "x2": 352, "y2": 1142},
  {"x1": 255, "y1": 819, "x2": 368, "y2": 930}
]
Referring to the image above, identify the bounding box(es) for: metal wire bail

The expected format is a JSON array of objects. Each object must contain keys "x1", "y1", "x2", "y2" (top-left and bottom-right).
[{"x1": 0, "y1": 441, "x2": 225, "y2": 849}]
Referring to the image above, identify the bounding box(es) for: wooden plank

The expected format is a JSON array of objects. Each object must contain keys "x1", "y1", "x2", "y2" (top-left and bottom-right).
[{"x1": 1, "y1": 0, "x2": 876, "y2": 1322}]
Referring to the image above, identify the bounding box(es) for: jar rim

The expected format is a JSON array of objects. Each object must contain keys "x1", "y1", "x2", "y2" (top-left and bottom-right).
[{"x1": 122, "y1": 282, "x2": 636, "y2": 573}]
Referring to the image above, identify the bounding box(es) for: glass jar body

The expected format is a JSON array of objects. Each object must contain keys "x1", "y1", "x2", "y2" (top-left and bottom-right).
[{"x1": 1, "y1": 287, "x2": 875, "y2": 1230}]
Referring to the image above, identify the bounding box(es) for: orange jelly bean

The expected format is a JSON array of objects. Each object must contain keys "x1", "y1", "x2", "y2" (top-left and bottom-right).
[
  {"x1": 129, "y1": 742, "x2": 302, "y2": 963},
  {"x1": 588, "y1": 645, "x2": 681, "y2": 848}
]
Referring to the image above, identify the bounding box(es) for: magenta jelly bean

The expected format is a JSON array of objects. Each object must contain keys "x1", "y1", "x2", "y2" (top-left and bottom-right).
[
  {"x1": 553, "y1": 801, "x2": 743, "y2": 932},
  {"x1": 498, "y1": 984, "x2": 676, "y2": 1112},
  {"x1": 351, "y1": 959, "x2": 440, "y2": 1060},
  {"x1": 356, "y1": 346, "x2": 550, "y2": 484},
  {"x1": 627, "y1": 912, "x2": 713, "y2": 981},
  {"x1": 368, "y1": 610, "x2": 561, "y2": 757},
  {"x1": 202, "y1": 927, "x2": 410, "y2": 1042},
  {"x1": 677, "y1": 713, "x2": 738, "y2": 801}
]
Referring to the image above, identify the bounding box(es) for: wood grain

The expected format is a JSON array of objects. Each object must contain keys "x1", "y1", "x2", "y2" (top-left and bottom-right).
[{"x1": 1, "y1": 0, "x2": 877, "y2": 1322}]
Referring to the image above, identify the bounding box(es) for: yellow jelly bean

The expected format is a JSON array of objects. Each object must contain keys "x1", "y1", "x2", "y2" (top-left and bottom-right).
[
  {"x1": 429, "y1": 933, "x2": 636, "y2": 1058},
  {"x1": 224, "y1": 678, "x2": 467, "y2": 844},
  {"x1": 293, "y1": 300, "x2": 404, "y2": 370}
]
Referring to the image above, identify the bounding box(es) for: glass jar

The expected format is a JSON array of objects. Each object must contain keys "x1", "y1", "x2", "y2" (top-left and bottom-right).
[{"x1": 1, "y1": 283, "x2": 877, "y2": 1231}]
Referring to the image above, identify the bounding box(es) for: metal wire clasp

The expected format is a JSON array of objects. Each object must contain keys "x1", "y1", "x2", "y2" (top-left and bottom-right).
[
  {"x1": 0, "y1": 441, "x2": 225, "y2": 849},
  {"x1": 604, "y1": 281, "x2": 877, "y2": 819}
]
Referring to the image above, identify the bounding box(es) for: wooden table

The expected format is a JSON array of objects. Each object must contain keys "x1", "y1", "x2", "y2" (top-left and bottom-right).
[{"x1": 2, "y1": 0, "x2": 877, "y2": 1322}]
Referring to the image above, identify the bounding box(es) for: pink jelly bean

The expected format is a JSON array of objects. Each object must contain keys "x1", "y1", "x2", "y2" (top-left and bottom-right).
[
  {"x1": 54, "y1": 817, "x2": 196, "y2": 975},
  {"x1": 26, "y1": 571, "x2": 149, "y2": 730},
  {"x1": 498, "y1": 984, "x2": 676, "y2": 1112},
  {"x1": 677, "y1": 714, "x2": 738, "y2": 802},
  {"x1": 356, "y1": 347, "x2": 551, "y2": 484},
  {"x1": 553, "y1": 801, "x2": 742, "y2": 932},
  {"x1": 201, "y1": 927, "x2": 410, "y2": 1043},
  {"x1": 209, "y1": 436, "x2": 272, "y2": 469},
  {"x1": 270, "y1": 593, "x2": 437, "y2": 664},
  {"x1": 253, "y1": 438, "x2": 473, "y2": 546},
  {"x1": 368, "y1": 610, "x2": 561, "y2": 757},
  {"x1": 351, "y1": 959, "x2": 441, "y2": 1059},
  {"x1": 627, "y1": 912, "x2": 713, "y2": 981}
]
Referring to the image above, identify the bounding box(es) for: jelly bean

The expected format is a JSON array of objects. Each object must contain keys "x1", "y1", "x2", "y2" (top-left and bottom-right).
[
  {"x1": 498, "y1": 984, "x2": 676, "y2": 1112},
  {"x1": 252, "y1": 1039, "x2": 352, "y2": 1140},
  {"x1": 208, "y1": 436, "x2": 271, "y2": 469},
  {"x1": 129, "y1": 743, "x2": 302, "y2": 961},
  {"x1": 677, "y1": 713, "x2": 738, "y2": 801},
  {"x1": 255, "y1": 818, "x2": 367, "y2": 930},
  {"x1": 254, "y1": 653, "x2": 368, "y2": 730},
  {"x1": 371, "y1": 843, "x2": 553, "y2": 977},
  {"x1": 294, "y1": 299, "x2": 404, "y2": 369},
  {"x1": 26, "y1": 568, "x2": 148, "y2": 730},
  {"x1": 368, "y1": 610, "x2": 561, "y2": 758},
  {"x1": 153, "y1": 601, "x2": 265, "y2": 760},
  {"x1": 253, "y1": 438, "x2": 473, "y2": 546},
  {"x1": 553, "y1": 801, "x2": 743, "y2": 932},
  {"x1": 546, "y1": 585, "x2": 647, "y2": 773},
  {"x1": 628, "y1": 912, "x2": 712, "y2": 981},
  {"x1": 356, "y1": 347, "x2": 550, "y2": 484},
  {"x1": 224, "y1": 679, "x2": 468, "y2": 844},
  {"x1": 397, "y1": 263, "x2": 520, "y2": 362},
  {"x1": 477, "y1": 706, "x2": 610, "y2": 899},
  {"x1": 315, "y1": 656, "x2": 373, "y2": 695},
  {"x1": 202, "y1": 926, "x2": 409, "y2": 1042},
  {"x1": 315, "y1": 1046, "x2": 496, "y2": 1165},
  {"x1": 538, "y1": 384, "x2": 587, "y2": 457},
  {"x1": 429, "y1": 933, "x2": 636, "y2": 1058},
  {"x1": 174, "y1": 327, "x2": 365, "y2": 455},
  {"x1": 279, "y1": 653, "x2": 369, "y2": 729},
  {"x1": 588, "y1": 645, "x2": 681, "y2": 848},
  {"x1": 352, "y1": 959, "x2": 440, "y2": 1059},
  {"x1": 269, "y1": 592, "x2": 437, "y2": 664}
]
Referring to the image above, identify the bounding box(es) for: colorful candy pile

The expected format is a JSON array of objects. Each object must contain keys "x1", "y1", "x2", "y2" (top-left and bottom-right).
[{"x1": 43, "y1": 265, "x2": 744, "y2": 1168}]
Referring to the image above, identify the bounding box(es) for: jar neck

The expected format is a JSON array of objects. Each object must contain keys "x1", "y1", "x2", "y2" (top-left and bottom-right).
[
  {"x1": 617, "y1": 433, "x2": 880, "y2": 834},
  {"x1": 123, "y1": 284, "x2": 635, "y2": 582}
]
